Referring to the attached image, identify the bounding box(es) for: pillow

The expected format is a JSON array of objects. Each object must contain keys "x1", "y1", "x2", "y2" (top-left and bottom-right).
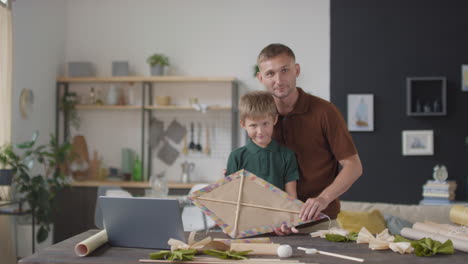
[
  {"x1": 383, "y1": 214, "x2": 413, "y2": 235},
  {"x1": 337, "y1": 209, "x2": 387, "y2": 234}
]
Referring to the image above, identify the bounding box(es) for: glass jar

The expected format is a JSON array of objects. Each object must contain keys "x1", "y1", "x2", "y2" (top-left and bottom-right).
[{"x1": 149, "y1": 172, "x2": 168, "y2": 198}]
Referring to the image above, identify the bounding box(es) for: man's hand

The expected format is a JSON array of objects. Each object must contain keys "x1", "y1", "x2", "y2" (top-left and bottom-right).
[
  {"x1": 299, "y1": 196, "x2": 330, "y2": 221},
  {"x1": 273, "y1": 224, "x2": 299, "y2": 236}
]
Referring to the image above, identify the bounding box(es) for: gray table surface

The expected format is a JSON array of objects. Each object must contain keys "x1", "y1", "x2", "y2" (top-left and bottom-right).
[{"x1": 18, "y1": 229, "x2": 468, "y2": 264}]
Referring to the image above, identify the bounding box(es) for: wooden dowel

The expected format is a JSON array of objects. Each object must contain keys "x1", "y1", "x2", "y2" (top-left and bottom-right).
[
  {"x1": 317, "y1": 250, "x2": 364, "y2": 262},
  {"x1": 195, "y1": 197, "x2": 300, "y2": 214},
  {"x1": 195, "y1": 257, "x2": 300, "y2": 262},
  {"x1": 232, "y1": 174, "x2": 245, "y2": 237}
]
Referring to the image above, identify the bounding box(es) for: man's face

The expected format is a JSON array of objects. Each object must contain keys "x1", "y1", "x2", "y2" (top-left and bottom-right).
[
  {"x1": 241, "y1": 115, "x2": 277, "y2": 148},
  {"x1": 257, "y1": 53, "x2": 300, "y2": 100}
]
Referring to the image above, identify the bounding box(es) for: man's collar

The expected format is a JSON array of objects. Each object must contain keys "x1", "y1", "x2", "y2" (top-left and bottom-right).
[{"x1": 287, "y1": 87, "x2": 309, "y2": 115}]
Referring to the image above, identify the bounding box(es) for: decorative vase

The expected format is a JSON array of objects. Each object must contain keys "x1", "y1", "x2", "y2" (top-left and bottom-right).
[
  {"x1": 106, "y1": 85, "x2": 118, "y2": 105},
  {"x1": 150, "y1": 65, "x2": 164, "y2": 76}
]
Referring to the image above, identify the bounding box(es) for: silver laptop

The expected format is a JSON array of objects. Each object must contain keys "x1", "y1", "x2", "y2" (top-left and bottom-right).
[{"x1": 99, "y1": 196, "x2": 186, "y2": 249}]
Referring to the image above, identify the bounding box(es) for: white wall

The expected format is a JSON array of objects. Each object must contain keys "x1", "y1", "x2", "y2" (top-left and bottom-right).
[
  {"x1": 63, "y1": 0, "x2": 330, "y2": 183},
  {"x1": 65, "y1": 0, "x2": 330, "y2": 98},
  {"x1": 12, "y1": 0, "x2": 66, "y2": 146}
]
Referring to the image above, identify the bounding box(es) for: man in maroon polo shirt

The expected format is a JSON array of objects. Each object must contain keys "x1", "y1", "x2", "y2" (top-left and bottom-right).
[{"x1": 256, "y1": 43, "x2": 363, "y2": 235}]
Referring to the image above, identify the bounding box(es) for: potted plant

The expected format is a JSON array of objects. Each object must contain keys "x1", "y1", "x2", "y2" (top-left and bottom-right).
[
  {"x1": 146, "y1": 53, "x2": 170, "y2": 76},
  {"x1": 0, "y1": 132, "x2": 73, "y2": 243},
  {"x1": 60, "y1": 91, "x2": 80, "y2": 137}
]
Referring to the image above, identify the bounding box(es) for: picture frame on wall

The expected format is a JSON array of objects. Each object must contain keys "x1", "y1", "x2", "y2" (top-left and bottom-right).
[
  {"x1": 347, "y1": 94, "x2": 374, "y2": 132},
  {"x1": 462, "y1": 65, "x2": 468, "y2": 91},
  {"x1": 402, "y1": 130, "x2": 434, "y2": 156}
]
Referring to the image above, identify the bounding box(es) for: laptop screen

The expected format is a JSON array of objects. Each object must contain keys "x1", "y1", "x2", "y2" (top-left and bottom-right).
[{"x1": 99, "y1": 196, "x2": 186, "y2": 249}]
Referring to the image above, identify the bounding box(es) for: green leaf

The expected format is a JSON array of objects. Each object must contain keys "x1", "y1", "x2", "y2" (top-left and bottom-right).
[
  {"x1": 411, "y1": 237, "x2": 454, "y2": 257},
  {"x1": 37, "y1": 225, "x2": 48, "y2": 243},
  {"x1": 325, "y1": 233, "x2": 357, "y2": 242},
  {"x1": 394, "y1": 235, "x2": 412, "y2": 243},
  {"x1": 149, "y1": 249, "x2": 197, "y2": 261},
  {"x1": 203, "y1": 249, "x2": 251, "y2": 260}
]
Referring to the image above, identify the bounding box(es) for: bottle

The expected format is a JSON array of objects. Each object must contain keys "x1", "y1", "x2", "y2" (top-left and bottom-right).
[
  {"x1": 132, "y1": 155, "x2": 142, "y2": 182},
  {"x1": 89, "y1": 87, "x2": 96, "y2": 105}
]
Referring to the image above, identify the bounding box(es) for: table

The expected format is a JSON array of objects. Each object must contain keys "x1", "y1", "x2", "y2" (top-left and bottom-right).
[{"x1": 19, "y1": 229, "x2": 468, "y2": 264}]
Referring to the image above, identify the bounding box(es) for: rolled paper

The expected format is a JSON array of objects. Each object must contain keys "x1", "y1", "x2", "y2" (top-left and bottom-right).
[
  {"x1": 401, "y1": 227, "x2": 468, "y2": 252},
  {"x1": 230, "y1": 243, "x2": 280, "y2": 255},
  {"x1": 450, "y1": 205, "x2": 468, "y2": 226},
  {"x1": 413, "y1": 222, "x2": 468, "y2": 242},
  {"x1": 74, "y1": 230, "x2": 108, "y2": 257}
]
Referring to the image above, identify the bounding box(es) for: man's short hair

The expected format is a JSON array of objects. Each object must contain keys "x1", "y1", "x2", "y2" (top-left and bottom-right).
[
  {"x1": 239, "y1": 91, "x2": 277, "y2": 122},
  {"x1": 257, "y1": 43, "x2": 296, "y2": 65}
]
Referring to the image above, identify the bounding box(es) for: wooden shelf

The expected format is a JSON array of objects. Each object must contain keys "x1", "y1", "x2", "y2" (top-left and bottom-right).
[
  {"x1": 144, "y1": 105, "x2": 231, "y2": 110},
  {"x1": 76, "y1": 105, "x2": 141, "y2": 110},
  {"x1": 57, "y1": 76, "x2": 236, "y2": 83},
  {"x1": 70, "y1": 180, "x2": 205, "y2": 189}
]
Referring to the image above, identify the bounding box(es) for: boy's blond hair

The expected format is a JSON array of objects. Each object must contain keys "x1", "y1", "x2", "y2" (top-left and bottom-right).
[{"x1": 239, "y1": 91, "x2": 277, "y2": 122}]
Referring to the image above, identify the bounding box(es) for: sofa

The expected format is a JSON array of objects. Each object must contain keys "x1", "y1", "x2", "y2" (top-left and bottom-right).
[{"x1": 340, "y1": 200, "x2": 455, "y2": 224}]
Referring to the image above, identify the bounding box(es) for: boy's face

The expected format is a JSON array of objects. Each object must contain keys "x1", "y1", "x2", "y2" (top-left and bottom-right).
[
  {"x1": 241, "y1": 115, "x2": 278, "y2": 148},
  {"x1": 257, "y1": 53, "x2": 300, "y2": 100}
]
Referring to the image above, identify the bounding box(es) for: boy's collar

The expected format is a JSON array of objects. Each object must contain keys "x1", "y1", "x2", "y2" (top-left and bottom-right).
[{"x1": 246, "y1": 138, "x2": 279, "y2": 153}]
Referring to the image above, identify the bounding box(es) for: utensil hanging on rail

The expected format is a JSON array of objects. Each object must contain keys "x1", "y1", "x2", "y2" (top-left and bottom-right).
[
  {"x1": 196, "y1": 122, "x2": 203, "y2": 152},
  {"x1": 204, "y1": 124, "x2": 211, "y2": 156},
  {"x1": 189, "y1": 122, "x2": 196, "y2": 150}
]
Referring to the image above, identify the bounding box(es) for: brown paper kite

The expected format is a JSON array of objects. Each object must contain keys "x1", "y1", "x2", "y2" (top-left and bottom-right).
[{"x1": 189, "y1": 169, "x2": 325, "y2": 238}]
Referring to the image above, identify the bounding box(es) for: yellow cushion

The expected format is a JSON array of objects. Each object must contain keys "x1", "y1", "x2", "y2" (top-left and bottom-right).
[{"x1": 337, "y1": 209, "x2": 387, "y2": 234}]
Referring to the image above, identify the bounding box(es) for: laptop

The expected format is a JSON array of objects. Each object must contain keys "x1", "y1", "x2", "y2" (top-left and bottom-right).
[{"x1": 99, "y1": 196, "x2": 186, "y2": 249}]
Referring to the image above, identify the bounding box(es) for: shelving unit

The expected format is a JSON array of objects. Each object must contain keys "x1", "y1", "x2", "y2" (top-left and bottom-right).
[
  {"x1": 56, "y1": 76, "x2": 238, "y2": 181},
  {"x1": 406, "y1": 77, "x2": 447, "y2": 116}
]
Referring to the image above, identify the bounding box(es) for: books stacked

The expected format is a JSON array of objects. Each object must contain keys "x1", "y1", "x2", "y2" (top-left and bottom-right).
[{"x1": 420, "y1": 180, "x2": 457, "y2": 205}]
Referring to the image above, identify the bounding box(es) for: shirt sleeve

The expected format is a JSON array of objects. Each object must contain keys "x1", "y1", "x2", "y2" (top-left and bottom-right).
[
  {"x1": 324, "y1": 104, "x2": 358, "y2": 161},
  {"x1": 284, "y1": 151, "x2": 300, "y2": 183},
  {"x1": 226, "y1": 151, "x2": 239, "y2": 177}
]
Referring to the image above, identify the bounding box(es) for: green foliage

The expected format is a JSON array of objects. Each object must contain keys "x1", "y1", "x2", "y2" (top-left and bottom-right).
[
  {"x1": 149, "y1": 249, "x2": 197, "y2": 261},
  {"x1": 203, "y1": 249, "x2": 252, "y2": 260},
  {"x1": 146, "y1": 53, "x2": 170, "y2": 67},
  {"x1": 253, "y1": 64, "x2": 259, "y2": 78},
  {"x1": 325, "y1": 232, "x2": 358, "y2": 242},
  {"x1": 394, "y1": 235, "x2": 454, "y2": 257},
  {"x1": 60, "y1": 91, "x2": 80, "y2": 130},
  {"x1": 0, "y1": 132, "x2": 73, "y2": 243}
]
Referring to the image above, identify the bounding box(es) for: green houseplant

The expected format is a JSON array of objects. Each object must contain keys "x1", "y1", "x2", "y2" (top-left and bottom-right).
[
  {"x1": 147, "y1": 53, "x2": 170, "y2": 76},
  {"x1": 60, "y1": 91, "x2": 80, "y2": 132},
  {"x1": 0, "y1": 132, "x2": 73, "y2": 243}
]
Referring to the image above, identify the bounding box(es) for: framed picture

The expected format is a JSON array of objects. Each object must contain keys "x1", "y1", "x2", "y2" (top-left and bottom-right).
[
  {"x1": 462, "y1": 65, "x2": 468, "y2": 91},
  {"x1": 347, "y1": 94, "x2": 374, "y2": 132},
  {"x1": 402, "y1": 130, "x2": 434, "y2": 156}
]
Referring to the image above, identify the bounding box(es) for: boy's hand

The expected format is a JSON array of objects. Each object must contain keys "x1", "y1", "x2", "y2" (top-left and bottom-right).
[{"x1": 273, "y1": 224, "x2": 299, "y2": 236}]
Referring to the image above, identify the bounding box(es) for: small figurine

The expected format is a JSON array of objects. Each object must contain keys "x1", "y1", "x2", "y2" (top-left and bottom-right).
[{"x1": 433, "y1": 164, "x2": 448, "y2": 182}]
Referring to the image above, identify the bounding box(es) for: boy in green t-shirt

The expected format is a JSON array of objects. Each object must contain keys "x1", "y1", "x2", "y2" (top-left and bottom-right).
[{"x1": 226, "y1": 91, "x2": 299, "y2": 198}]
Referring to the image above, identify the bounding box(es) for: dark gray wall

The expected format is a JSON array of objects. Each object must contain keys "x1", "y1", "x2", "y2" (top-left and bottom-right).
[{"x1": 331, "y1": 0, "x2": 468, "y2": 204}]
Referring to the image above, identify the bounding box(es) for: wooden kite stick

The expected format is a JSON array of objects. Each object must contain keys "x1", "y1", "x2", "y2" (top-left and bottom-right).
[
  {"x1": 194, "y1": 197, "x2": 300, "y2": 214},
  {"x1": 232, "y1": 173, "x2": 245, "y2": 237}
]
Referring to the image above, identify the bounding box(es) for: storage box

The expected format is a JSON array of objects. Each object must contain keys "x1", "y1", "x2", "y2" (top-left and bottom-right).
[
  {"x1": 68, "y1": 62, "x2": 94, "y2": 77},
  {"x1": 112, "y1": 61, "x2": 129, "y2": 76}
]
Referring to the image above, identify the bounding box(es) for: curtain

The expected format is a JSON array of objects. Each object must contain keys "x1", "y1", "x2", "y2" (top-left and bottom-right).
[{"x1": 0, "y1": 3, "x2": 12, "y2": 147}]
